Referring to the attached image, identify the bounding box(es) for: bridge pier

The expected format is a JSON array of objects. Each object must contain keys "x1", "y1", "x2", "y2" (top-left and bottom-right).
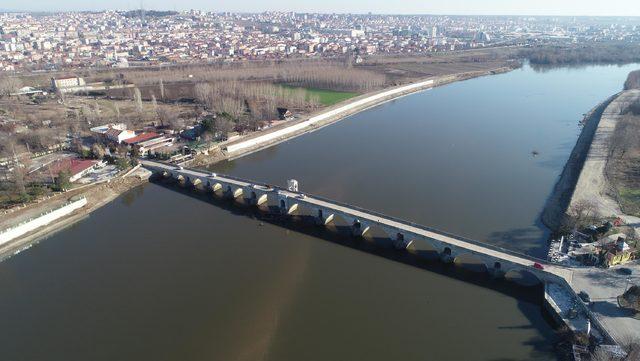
[
  {"x1": 247, "y1": 191, "x2": 268, "y2": 206},
  {"x1": 212, "y1": 182, "x2": 223, "y2": 194},
  {"x1": 351, "y1": 219, "x2": 361, "y2": 236},
  {"x1": 381, "y1": 227, "x2": 410, "y2": 249},
  {"x1": 192, "y1": 178, "x2": 203, "y2": 190},
  {"x1": 441, "y1": 246, "x2": 454, "y2": 264},
  {"x1": 277, "y1": 196, "x2": 299, "y2": 215},
  {"x1": 316, "y1": 209, "x2": 335, "y2": 226},
  {"x1": 490, "y1": 261, "x2": 505, "y2": 278}
]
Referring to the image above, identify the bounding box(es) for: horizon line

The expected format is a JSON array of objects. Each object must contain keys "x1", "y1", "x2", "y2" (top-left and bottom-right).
[{"x1": 1, "y1": 9, "x2": 640, "y2": 18}]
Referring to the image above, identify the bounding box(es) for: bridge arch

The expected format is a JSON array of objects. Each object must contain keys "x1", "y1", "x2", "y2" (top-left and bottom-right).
[
  {"x1": 453, "y1": 253, "x2": 488, "y2": 273},
  {"x1": 405, "y1": 238, "x2": 440, "y2": 260}
]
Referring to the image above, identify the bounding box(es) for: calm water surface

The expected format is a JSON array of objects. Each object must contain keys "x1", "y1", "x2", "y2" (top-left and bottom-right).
[{"x1": 1, "y1": 64, "x2": 638, "y2": 361}]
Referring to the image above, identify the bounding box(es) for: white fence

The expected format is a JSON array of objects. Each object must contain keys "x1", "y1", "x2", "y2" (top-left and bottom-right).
[{"x1": 0, "y1": 197, "x2": 87, "y2": 246}]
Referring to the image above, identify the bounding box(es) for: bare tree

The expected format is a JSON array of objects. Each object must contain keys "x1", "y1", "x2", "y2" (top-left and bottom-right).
[
  {"x1": 110, "y1": 101, "x2": 121, "y2": 120},
  {"x1": 91, "y1": 143, "x2": 106, "y2": 159},
  {"x1": 151, "y1": 94, "x2": 158, "y2": 113},
  {"x1": 214, "y1": 118, "x2": 235, "y2": 138},
  {"x1": 168, "y1": 117, "x2": 186, "y2": 130},
  {"x1": 159, "y1": 78, "x2": 165, "y2": 100},
  {"x1": 0, "y1": 75, "x2": 22, "y2": 97},
  {"x1": 567, "y1": 200, "x2": 599, "y2": 229},
  {"x1": 11, "y1": 146, "x2": 30, "y2": 196},
  {"x1": 133, "y1": 87, "x2": 143, "y2": 114},
  {"x1": 157, "y1": 107, "x2": 177, "y2": 128}
]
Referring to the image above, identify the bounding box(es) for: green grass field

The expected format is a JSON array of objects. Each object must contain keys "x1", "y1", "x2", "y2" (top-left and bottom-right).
[
  {"x1": 618, "y1": 187, "x2": 640, "y2": 216},
  {"x1": 281, "y1": 85, "x2": 358, "y2": 106}
]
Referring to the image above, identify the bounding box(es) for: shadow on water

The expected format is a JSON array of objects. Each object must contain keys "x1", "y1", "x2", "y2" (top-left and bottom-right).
[
  {"x1": 150, "y1": 177, "x2": 565, "y2": 355},
  {"x1": 487, "y1": 221, "x2": 551, "y2": 258}
]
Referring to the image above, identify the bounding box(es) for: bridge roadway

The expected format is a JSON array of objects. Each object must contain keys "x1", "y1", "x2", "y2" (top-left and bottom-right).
[{"x1": 141, "y1": 160, "x2": 574, "y2": 284}]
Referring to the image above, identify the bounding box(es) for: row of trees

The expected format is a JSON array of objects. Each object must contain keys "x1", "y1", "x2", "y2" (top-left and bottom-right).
[
  {"x1": 521, "y1": 43, "x2": 640, "y2": 67},
  {"x1": 194, "y1": 81, "x2": 317, "y2": 123},
  {"x1": 122, "y1": 60, "x2": 386, "y2": 92}
]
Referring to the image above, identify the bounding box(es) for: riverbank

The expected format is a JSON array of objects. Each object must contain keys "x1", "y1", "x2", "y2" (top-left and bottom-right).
[
  {"x1": 0, "y1": 172, "x2": 149, "y2": 261},
  {"x1": 541, "y1": 92, "x2": 621, "y2": 231},
  {"x1": 192, "y1": 65, "x2": 514, "y2": 166},
  {"x1": 568, "y1": 90, "x2": 640, "y2": 229},
  {"x1": 542, "y1": 88, "x2": 640, "y2": 347}
]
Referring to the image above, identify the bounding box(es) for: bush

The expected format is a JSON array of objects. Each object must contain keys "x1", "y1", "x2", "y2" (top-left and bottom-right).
[
  {"x1": 54, "y1": 170, "x2": 71, "y2": 191},
  {"x1": 115, "y1": 157, "x2": 130, "y2": 171}
]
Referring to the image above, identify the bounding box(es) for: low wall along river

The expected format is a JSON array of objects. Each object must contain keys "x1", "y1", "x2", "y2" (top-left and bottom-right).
[{"x1": 0, "y1": 197, "x2": 87, "y2": 246}]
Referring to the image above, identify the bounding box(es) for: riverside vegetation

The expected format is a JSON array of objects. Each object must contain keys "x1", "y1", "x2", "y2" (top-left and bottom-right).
[{"x1": 606, "y1": 72, "x2": 640, "y2": 216}]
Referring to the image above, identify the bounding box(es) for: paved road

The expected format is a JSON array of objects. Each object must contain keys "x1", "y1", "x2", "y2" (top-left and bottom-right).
[{"x1": 572, "y1": 264, "x2": 640, "y2": 344}]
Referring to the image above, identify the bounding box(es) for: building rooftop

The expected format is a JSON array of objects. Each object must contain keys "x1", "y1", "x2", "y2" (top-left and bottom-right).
[
  {"x1": 49, "y1": 158, "x2": 98, "y2": 177},
  {"x1": 123, "y1": 132, "x2": 162, "y2": 145}
]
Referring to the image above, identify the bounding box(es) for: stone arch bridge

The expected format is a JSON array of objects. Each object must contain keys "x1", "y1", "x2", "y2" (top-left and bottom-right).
[{"x1": 141, "y1": 160, "x2": 574, "y2": 285}]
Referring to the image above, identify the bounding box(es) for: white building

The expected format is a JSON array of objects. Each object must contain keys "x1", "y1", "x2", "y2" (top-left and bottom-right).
[
  {"x1": 51, "y1": 76, "x2": 86, "y2": 90},
  {"x1": 104, "y1": 128, "x2": 136, "y2": 144}
]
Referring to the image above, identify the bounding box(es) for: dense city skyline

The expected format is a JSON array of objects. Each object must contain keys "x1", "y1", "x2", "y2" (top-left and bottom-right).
[{"x1": 1, "y1": 0, "x2": 640, "y2": 16}]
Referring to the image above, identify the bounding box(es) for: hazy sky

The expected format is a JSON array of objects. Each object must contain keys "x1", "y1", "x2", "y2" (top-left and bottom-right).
[{"x1": 2, "y1": 0, "x2": 640, "y2": 16}]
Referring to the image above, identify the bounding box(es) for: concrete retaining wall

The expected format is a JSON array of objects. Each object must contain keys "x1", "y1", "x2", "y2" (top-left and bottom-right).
[
  {"x1": 225, "y1": 79, "x2": 435, "y2": 154},
  {"x1": 0, "y1": 197, "x2": 87, "y2": 246}
]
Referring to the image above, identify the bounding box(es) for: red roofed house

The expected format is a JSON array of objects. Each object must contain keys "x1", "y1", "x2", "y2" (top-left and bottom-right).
[
  {"x1": 123, "y1": 132, "x2": 162, "y2": 146},
  {"x1": 123, "y1": 132, "x2": 173, "y2": 155},
  {"x1": 49, "y1": 158, "x2": 102, "y2": 182}
]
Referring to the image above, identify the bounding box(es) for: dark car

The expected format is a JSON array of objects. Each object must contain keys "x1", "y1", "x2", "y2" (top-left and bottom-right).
[
  {"x1": 617, "y1": 268, "x2": 633, "y2": 276},
  {"x1": 578, "y1": 291, "x2": 591, "y2": 303}
]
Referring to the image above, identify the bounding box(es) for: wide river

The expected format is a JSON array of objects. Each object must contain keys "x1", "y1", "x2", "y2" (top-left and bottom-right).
[{"x1": 1, "y1": 63, "x2": 638, "y2": 361}]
